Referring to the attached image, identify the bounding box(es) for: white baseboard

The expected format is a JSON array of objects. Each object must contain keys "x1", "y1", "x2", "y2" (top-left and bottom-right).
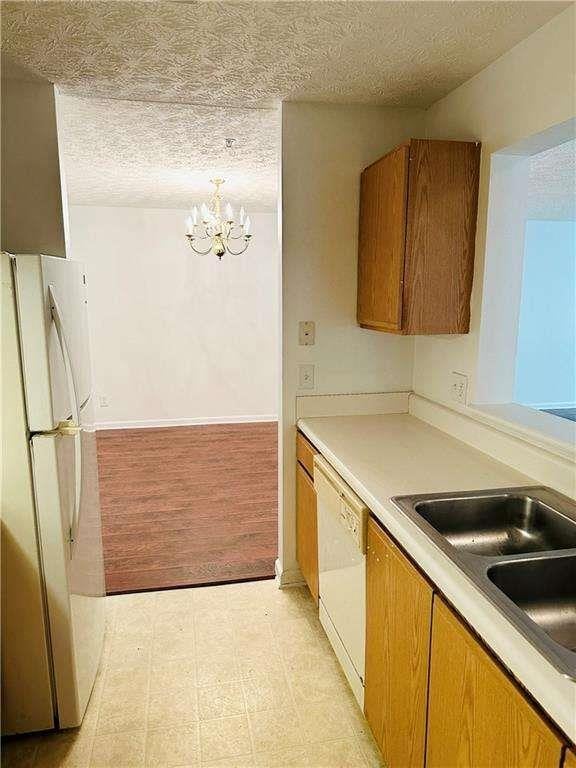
[{"x1": 96, "y1": 415, "x2": 278, "y2": 430}]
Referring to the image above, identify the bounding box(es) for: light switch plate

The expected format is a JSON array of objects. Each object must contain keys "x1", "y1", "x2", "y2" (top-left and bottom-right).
[
  {"x1": 298, "y1": 364, "x2": 315, "y2": 390},
  {"x1": 298, "y1": 321, "x2": 316, "y2": 346}
]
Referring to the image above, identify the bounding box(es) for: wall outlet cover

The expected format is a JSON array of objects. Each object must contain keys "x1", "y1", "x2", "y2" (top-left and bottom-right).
[
  {"x1": 99, "y1": 395, "x2": 109, "y2": 408},
  {"x1": 298, "y1": 321, "x2": 316, "y2": 346},
  {"x1": 450, "y1": 372, "x2": 468, "y2": 405}
]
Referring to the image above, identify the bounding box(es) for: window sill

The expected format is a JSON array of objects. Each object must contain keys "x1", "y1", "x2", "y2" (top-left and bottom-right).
[{"x1": 468, "y1": 402, "x2": 575, "y2": 460}]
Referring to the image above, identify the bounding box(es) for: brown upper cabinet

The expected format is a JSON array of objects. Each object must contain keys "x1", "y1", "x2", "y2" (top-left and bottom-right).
[{"x1": 357, "y1": 139, "x2": 481, "y2": 335}]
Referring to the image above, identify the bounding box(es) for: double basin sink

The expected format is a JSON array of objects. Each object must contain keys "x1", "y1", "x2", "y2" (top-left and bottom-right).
[{"x1": 392, "y1": 487, "x2": 576, "y2": 678}]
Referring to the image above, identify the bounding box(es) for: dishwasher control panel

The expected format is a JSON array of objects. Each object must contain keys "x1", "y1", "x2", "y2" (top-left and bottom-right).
[
  {"x1": 338, "y1": 494, "x2": 368, "y2": 552},
  {"x1": 314, "y1": 454, "x2": 369, "y2": 554}
]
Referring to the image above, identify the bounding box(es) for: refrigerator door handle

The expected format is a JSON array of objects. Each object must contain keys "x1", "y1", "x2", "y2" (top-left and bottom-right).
[{"x1": 49, "y1": 285, "x2": 82, "y2": 546}]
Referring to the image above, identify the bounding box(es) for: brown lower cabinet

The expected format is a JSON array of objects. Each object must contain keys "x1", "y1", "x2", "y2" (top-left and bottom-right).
[
  {"x1": 295, "y1": 461, "x2": 318, "y2": 603},
  {"x1": 427, "y1": 597, "x2": 564, "y2": 768},
  {"x1": 365, "y1": 515, "x2": 568, "y2": 768},
  {"x1": 364, "y1": 517, "x2": 433, "y2": 768}
]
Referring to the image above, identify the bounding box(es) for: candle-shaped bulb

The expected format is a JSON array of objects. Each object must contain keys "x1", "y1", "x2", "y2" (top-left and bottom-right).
[
  {"x1": 200, "y1": 203, "x2": 209, "y2": 222},
  {"x1": 239, "y1": 206, "x2": 245, "y2": 225},
  {"x1": 192, "y1": 206, "x2": 198, "y2": 226},
  {"x1": 244, "y1": 215, "x2": 251, "y2": 235},
  {"x1": 225, "y1": 202, "x2": 234, "y2": 222},
  {"x1": 185, "y1": 215, "x2": 193, "y2": 235}
]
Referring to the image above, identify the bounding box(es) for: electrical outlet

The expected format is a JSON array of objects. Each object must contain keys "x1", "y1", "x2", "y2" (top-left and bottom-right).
[
  {"x1": 298, "y1": 364, "x2": 315, "y2": 390},
  {"x1": 450, "y1": 372, "x2": 468, "y2": 405},
  {"x1": 298, "y1": 321, "x2": 316, "y2": 346},
  {"x1": 99, "y1": 395, "x2": 109, "y2": 408}
]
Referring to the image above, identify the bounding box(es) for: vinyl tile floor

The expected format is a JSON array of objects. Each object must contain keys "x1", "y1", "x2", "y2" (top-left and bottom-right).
[{"x1": 2, "y1": 580, "x2": 384, "y2": 768}]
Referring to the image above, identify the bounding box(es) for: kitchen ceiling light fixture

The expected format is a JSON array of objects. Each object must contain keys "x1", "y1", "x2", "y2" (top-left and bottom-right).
[{"x1": 185, "y1": 177, "x2": 252, "y2": 259}]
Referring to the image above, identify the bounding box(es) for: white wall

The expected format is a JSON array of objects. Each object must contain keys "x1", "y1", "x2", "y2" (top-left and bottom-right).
[
  {"x1": 414, "y1": 5, "x2": 576, "y2": 407},
  {"x1": 1, "y1": 60, "x2": 67, "y2": 257},
  {"x1": 69, "y1": 206, "x2": 279, "y2": 428},
  {"x1": 279, "y1": 102, "x2": 425, "y2": 581}
]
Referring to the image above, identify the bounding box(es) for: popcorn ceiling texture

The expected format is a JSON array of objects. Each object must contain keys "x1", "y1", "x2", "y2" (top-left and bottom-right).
[
  {"x1": 1, "y1": 0, "x2": 567, "y2": 209},
  {"x1": 1, "y1": 1, "x2": 566, "y2": 108},
  {"x1": 56, "y1": 94, "x2": 279, "y2": 209},
  {"x1": 528, "y1": 140, "x2": 576, "y2": 221}
]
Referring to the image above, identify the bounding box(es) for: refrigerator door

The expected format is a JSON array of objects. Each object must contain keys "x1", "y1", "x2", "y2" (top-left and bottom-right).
[
  {"x1": 17, "y1": 252, "x2": 106, "y2": 728},
  {"x1": 31, "y1": 424, "x2": 105, "y2": 728},
  {"x1": 1, "y1": 253, "x2": 54, "y2": 736},
  {"x1": 14, "y1": 254, "x2": 91, "y2": 432}
]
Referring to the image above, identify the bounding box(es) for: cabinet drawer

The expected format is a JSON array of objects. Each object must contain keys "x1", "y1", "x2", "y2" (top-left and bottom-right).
[{"x1": 296, "y1": 431, "x2": 317, "y2": 477}]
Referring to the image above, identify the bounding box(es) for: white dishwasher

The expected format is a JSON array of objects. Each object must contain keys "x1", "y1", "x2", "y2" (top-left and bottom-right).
[{"x1": 314, "y1": 455, "x2": 369, "y2": 707}]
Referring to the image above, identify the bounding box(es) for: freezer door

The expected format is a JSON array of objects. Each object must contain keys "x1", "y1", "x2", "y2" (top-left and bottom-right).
[
  {"x1": 14, "y1": 254, "x2": 92, "y2": 432},
  {"x1": 31, "y1": 427, "x2": 105, "y2": 729}
]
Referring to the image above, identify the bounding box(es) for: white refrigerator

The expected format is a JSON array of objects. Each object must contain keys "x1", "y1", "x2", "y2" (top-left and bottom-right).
[{"x1": 1, "y1": 252, "x2": 105, "y2": 734}]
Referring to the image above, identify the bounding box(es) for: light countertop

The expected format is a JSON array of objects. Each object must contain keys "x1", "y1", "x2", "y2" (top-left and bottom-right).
[{"x1": 298, "y1": 413, "x2": 576, "y2": 742}]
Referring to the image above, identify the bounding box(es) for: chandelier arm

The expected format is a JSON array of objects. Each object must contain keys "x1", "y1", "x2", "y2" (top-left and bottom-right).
[
  {"x1": 186, "y1": 239, "x2": 213, "y2": 256},
  {"x1": 225, "y1": 240, "x2": 250, "y2": 256},
  {"x1": 188, "y1": 229, "x2": 213, "y2": 243}
]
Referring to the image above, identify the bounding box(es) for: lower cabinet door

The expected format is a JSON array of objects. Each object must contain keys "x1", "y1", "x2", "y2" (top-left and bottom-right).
[
  {"x1": 364, "y1": 518, "x2": 433, "y2": 768},
  {"x1": 296, "y1": 462, "x2": 318, "y2": 603},
  {"x1": 427, "y1": 597, "x2": 564, "y2": 768}
]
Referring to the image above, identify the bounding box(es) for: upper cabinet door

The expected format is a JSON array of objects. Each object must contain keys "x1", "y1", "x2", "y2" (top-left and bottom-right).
[
  {"x1": 357, "y1": 144, "x2": 409, "y2": 332},
  {"x1": 403, "y1": 139, "x2": 481, "y2": 334},
  {"x1": 356, "y1": 139, "x2": 480, "y2": 335}
]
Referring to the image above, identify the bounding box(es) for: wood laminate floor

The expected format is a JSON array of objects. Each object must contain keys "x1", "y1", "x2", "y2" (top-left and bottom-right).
[{"x1": 96, "y1": 422, "x2": 278, "y2": 594}]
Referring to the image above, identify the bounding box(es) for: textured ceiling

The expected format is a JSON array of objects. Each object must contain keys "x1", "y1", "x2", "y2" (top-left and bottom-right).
[
  {"x1": 1, "y1": 0, "x2": 569, "y2": 209},
  {"x1": 528, "y1": 140, "x2": 576, "y2": 221},
  {"x1": 1, "y1": 1, "x2": 568, "y2": 108},
  {"x1": 56, "y1": 94, "x2": 279, "y2": 210}
]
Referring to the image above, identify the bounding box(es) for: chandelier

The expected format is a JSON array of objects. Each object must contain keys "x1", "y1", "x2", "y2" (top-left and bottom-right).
[{"x1": 185, "y1": 178, "x2": 252, "y2": 259}]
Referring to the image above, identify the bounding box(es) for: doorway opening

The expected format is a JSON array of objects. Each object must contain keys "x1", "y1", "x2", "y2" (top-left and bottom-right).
[{"x1": 56, "y1": 93, "x2": 281, "y2": 593}]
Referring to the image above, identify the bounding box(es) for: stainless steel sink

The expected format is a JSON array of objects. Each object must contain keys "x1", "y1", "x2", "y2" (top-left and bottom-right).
[
  {"x1": 488, "y1": 555, "x2": 576, "y2": 654},
  {"x1": 413, "y1": 493, "x2": 576, "y2": 556},
  {"x1": 392, "y1": 487, "x2": 576, "y2": 678}
]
